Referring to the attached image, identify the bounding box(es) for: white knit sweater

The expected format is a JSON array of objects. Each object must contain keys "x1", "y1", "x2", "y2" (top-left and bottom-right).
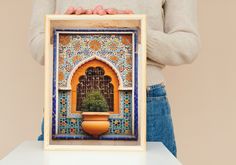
[{"x1": 29, "y1": 0, "x2": 200, "y2": 86}]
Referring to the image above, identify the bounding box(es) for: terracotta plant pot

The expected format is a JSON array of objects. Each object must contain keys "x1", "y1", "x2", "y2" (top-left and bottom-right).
[{"x1": 81, "y1": 112, "x2": 110, "y2": 138}]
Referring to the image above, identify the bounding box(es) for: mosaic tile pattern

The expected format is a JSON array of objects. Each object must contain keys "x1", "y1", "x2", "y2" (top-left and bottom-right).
[
  {"x1": 58, "y1": 33, "x2": 133, "y2": 88},
  {"x1": 52, "y1": 28, "x2": 139, "y2": 140},
  {"x1": 55, "y1": 91, "x2": 133, "y2": 138}
]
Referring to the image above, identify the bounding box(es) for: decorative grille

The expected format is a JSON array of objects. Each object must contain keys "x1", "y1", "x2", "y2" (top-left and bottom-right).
[{"x1": 76, "y1": 67, "x2": 114, "y2": 112}]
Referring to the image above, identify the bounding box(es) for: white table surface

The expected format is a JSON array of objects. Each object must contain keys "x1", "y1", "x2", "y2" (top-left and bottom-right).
[{"x1": 1, "y1": 141, "x2": 182, "y2": 165}]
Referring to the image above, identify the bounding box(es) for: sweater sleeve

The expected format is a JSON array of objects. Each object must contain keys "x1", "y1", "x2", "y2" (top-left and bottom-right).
[
  {"x1": 28, "y1": 0, "x2": 56, "y2": 65},
  {"x1": 147, "y1": 0, "x2": 201, "y2": 66}
]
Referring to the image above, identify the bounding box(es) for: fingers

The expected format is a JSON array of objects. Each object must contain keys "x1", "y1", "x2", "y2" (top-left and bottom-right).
[
  {"x1": 92, "y1": 4, "x2": 102, "y2": 14},
  {"x1": 117, "y1": 9, "x2": 134, "y2": 14},
  {"x1": 65, "y1": 6, "x2": 87, "y2": 15},
  {"x1": 92, "y1": 5, "x2": 108, "y2": 15},
  {"x1": 106, "y1": 8, "x2": 118, "y2": 15},
  {"x1": 106, "y1": 8, "x2": 134, "y2": 15},
  {"x1": 94, "y1": 4, "x2": 103, "y2": 11},
  {"x1": 65, "y1": 6, "x2": 76, "y2": 14},
  {"x1": 117, "y1": 10, "x2": 127, "y2": 14},
  {"x1": 124, "y1": 9, "x2": 134, "y2": 14},
  {"x1": 85, "y1": 9, "x2": 93, "y2": 15},
  {"x1": 65, "y1": 5, "x2": 134, "y2": 15},
  {"x1": 75, "y1": 7, "x2": 86, "y2": 15},
  {"x1": 98, "y1": 10, "x2": 107, "y2": 15}
]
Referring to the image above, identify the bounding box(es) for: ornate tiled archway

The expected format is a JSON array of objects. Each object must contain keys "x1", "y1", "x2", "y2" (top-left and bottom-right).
[{"x1": 70, "y1": 59, "x2": 120, "y2": 114}]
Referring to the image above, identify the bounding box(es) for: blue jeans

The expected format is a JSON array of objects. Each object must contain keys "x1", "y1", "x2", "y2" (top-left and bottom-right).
[
  {"x1": 146, "y1": 84, "x2": 177, "y2": 156},
  {"x1": 38, "y1": 84, "x2": 176, "y2": 156}
]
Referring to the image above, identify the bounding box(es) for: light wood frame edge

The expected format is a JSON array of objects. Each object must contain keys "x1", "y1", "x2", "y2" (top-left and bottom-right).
[{"x1": 44, "y1": 14, "x2": 147, "y2": 151}]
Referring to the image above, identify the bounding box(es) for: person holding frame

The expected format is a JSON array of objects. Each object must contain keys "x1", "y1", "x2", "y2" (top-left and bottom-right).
[{"x1": 29, "y1": 0, "x2": 200, "y2": 157}]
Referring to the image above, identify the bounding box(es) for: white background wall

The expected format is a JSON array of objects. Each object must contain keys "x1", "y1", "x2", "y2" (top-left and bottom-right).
[{"x1": 1, "y1": 1, "x2": 236, "y2": 164}]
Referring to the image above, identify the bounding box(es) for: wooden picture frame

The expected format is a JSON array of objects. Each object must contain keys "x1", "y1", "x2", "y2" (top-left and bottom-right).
[{"x1": 44, "y1": 15, "x2": 146, "y2": 151}]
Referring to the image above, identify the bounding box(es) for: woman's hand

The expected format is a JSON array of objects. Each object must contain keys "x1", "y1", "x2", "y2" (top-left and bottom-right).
[
  {"x1": 64, "y1": 6, "x2": 86, "y2": 14},
  {"x1": 64, "y1": 5, "x2": 134, "y2": 15},
  {"x1": 93, "y1": 5, "x2": 134, "y2": 15}
]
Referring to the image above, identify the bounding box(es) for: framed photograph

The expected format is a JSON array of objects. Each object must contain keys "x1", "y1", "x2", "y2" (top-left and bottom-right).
[{"x1": 44, "y1": 15, "x2": 146, "y2": 150}]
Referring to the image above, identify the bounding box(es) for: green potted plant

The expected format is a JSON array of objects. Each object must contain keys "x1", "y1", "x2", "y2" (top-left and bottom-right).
[{"x1": 81, "y1": 90, "x2": 110, "y2": 138}]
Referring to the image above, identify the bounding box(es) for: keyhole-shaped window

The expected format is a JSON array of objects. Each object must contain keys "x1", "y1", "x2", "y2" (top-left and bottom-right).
[{"x1": 76, "y1": 67, "x2": 114, "y2": 112}]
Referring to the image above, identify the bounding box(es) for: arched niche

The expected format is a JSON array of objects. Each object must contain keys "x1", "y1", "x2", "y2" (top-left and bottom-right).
[{"x1": 70, "y1": 59, "x2": 120, "y2": 114}]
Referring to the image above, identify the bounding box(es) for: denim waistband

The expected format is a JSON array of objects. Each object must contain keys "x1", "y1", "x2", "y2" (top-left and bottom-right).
[{"x1": 146, "y1": 83, "x2": 166, "y2": 97}]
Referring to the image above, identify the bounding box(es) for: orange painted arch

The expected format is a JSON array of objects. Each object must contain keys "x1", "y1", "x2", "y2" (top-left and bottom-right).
[{"x1": 70, "y1": 59, "x2": 120, "y2": 114}]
